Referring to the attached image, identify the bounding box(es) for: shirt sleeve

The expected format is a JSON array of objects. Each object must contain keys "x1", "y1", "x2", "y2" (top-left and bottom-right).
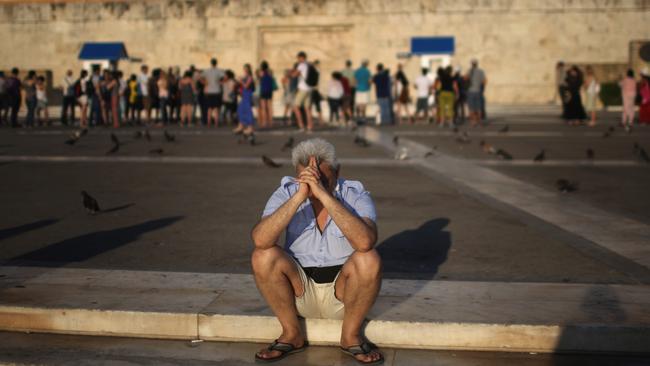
[
  {"x1": 353, "y1": 190, "x2": 377, "y2": 223},
  {"x1": 261, "y1": 185, "x2": 290, "y2": 218}
]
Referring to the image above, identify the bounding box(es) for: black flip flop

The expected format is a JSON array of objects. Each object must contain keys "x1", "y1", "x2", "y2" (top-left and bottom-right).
[
  {"x1": 254, "y1": 339, "x2": 308, "y2": 363},
  {"x1": 340, "y1": 342, "x2": 384, "y2": 365}
]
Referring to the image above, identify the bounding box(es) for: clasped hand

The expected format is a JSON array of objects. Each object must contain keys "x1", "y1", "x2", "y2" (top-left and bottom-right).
[{"x1": 295, "y1": 156, "x2": 329, "y2": 202}]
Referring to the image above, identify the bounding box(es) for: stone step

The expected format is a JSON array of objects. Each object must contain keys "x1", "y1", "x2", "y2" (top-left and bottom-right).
[{"x1": 0, "y1": 266, "x2": 649, "y2": 353}]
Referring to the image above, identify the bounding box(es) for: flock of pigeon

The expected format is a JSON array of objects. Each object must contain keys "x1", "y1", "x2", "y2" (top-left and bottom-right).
[
  {"x1": 452, "y1": 124, "x2": 650, "y2": 193},
  {"x1": 77, "y1": 124, "x2": 649, "y2": 212}
]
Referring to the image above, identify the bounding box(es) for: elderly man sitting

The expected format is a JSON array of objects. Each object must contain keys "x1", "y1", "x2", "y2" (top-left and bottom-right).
[{"x1": 251, "y1": 138, "x2": 383, "y2": 364}]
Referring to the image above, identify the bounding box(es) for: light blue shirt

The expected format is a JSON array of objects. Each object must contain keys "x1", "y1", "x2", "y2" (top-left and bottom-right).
[
  {"x1": 262, "y1": 176, "x2": 377, "y2": 267},
  {"x1": 354, "y1": 67, "x2": 371, "y2": 92}
]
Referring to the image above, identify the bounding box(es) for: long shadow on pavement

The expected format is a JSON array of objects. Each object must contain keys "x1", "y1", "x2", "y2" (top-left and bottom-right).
[
  {"x1": 0, "y1": 219, "x2": 59, "y2": 242},
  {"x1": 377, "y1": 218, "x2": 452, "y2": 279},
  {"x1": 7, "y1": 216, "x2": 183, "y2": 266}
]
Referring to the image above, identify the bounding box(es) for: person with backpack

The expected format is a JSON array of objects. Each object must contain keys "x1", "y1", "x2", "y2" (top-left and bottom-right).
[
  {"x1": 291, "y1": 51, "x2": 315, "y2": 132},
  {"x1": 309, "y1": 60, "x2": 323, "y2": 125}
]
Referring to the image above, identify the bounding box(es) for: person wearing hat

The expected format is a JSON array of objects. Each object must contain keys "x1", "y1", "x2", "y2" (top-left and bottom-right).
[{"x1": 639, "y1": 67, "x2": 650, "y2": 125}]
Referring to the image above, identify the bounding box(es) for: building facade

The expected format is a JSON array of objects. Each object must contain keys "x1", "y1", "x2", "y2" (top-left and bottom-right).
[{"x1": 0, "y1": 0, "x2": 648, "y2": 104}]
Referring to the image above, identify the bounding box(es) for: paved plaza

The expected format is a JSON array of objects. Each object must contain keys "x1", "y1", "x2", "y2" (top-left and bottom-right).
[{"x1": 1, "y1": 108, "x2": 649, "y2": 364}]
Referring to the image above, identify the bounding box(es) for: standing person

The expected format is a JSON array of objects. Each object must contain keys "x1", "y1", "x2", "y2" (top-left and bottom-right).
[
  {"x1": 583, "y1": 66, "x2": 600, "y2": 127},
  {"x1": 393, "y1": 64, "x2": 411, "y2": 124},
  {"x1": 620, "y1": 69, "x2": 637, "y2": 132},
  {"x1": 157, "y1": 70, "x2": 169, "y2": 125},
  {"x1": 35, "y1": 76, "x2": 50, "y2": 126},
  {"x1": 339, "y1": 71, "x2": 353, "y2": 124},
  {"x1": 281, "y1": 69, "x2": 295, "y2": 124},
  {"x1": 555, "y1": 61, "x2": 567, "y2": 114},
  {"x1": 453, "y1": 66, "x2": 467, "y2": 125},
  {"x1": 354, "y1": 60, "x2": 371, "y2": 123},
  {"x1": 106, "y1": 71, "x2": 120, "y2": 128},
  {"x1": 413, "y1": 68, "x2": 432, "y2": 123},
  {"x1": 291, "y1": 51, "x2": 314, "y2": 132},
  {"x1": 6, "y1": 68, "x2": 22, "y2": 128},
  {"x1": 371, "y1": 63, "x2": 392, "y2": 125},
  {"x1": 137, "y1": 65, "x2": 151, "y2": 124},
  {"x1": 101, "y1": 70, "x2": 112, "y2": 126},
  {"x1": 149, "y1": 69, "x2": 160, "y2": 123},
  {"x1": 564, "y1": 66, "x2": 587, "y2": 126},
  {"x1": 126, "y1": 74, "x2": 139, "y2": 124},
  {"x1": 179, "y1": 70, "x2": 196, "y2": 127},
  {"x1": 0, "y1": 72, "x2": 7, "y2": 125},
  {"x1": 639, "y1": 68, "x2": 650, "y2": 125},
  {"x1": 221, "y1": 69, "x2": 238, "y2": 126},
  {"x1": 23, "y1": 71, "x2": 37, "y2": 128},
  {"x1": 117, "y1": 71, "x2": 127, "y2": 124},
  {"x1": 310, "y1": 60, "x2": 323, "y2": 125},
  {"x1": 466, "y1": 59, "x2": 486, "y2": 127},
  {"x1": 341, "y1": 60, "x2": 356, "y2": 117},
  {"x1": 201, "y1": 58, "x2": 225, "y2": 127},
  {"x1": 168, "y1": 67, "x2": 180, "y2": 123},
  {"x1": 235, "y1": 63, "x2": 256, "y2": 138},
  {"x1": 433, "y1": 66, "x2": 458, "y2": 128},
  {"x1": 61, "y1": 70, "x2": 76, "y2": 126},
  {"x1": 259, "y1": 61, "x2": 275, "y2": 129},
  {"x1": 88, "y1": 65, "x2": 103, "y2": 127},
  {"x1": 76, "y1": 69, "x2": 89, "y2": 128},
  {"x1": 327, "y1": 72, "x2": 344, "y2": 125}
]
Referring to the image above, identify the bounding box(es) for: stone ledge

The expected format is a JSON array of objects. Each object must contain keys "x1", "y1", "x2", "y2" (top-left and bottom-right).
[{"x1": 0, "y1": 266, "x2": 649, "y2": 353}]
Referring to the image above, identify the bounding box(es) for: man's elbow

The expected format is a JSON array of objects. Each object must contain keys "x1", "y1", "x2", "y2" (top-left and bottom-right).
[{"x1": 355, "y1": 236, "x2": 377, "y2": 253}]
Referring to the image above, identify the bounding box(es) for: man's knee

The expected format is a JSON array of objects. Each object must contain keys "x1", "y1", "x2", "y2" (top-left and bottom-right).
[
  {"x1": 251, "y1": 246, "x2": 285, "y2": 275},
  {"x1": 348, "y1": 249, "x2": 382, "y2": 280}
]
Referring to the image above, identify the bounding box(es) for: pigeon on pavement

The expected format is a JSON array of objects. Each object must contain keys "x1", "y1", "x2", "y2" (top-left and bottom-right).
[
  {"x1": 496, "y1": 149, "x2": 513, "y2": 160},
  {"x1": 499, "y1": 124, "x2": 510, "y2": 133},
  {"x1": 262, "y1": 155, "x2": 281, "y2": 168},
  {"x1": 556, "y1": 179, "x2": 578, "y2": 193},
  {"x1": 164, "y1": 130, "x2": 176, "y2": 142},
  {"x1": 281, "y1": 137, "x2": 295, "y2": 151},
  {"x1": 533, "y1": 149, "x2": 546, "y2": 162},
  {"x1": 586, "y1": 148, "x2": 594, "y2": 160},
  {"x1": 81, "y1": 191, "x2": 100, "y2": 214}
]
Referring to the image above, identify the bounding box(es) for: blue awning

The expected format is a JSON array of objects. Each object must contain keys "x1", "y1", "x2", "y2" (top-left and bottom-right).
[
  {"x1": 78, "y1": 42, "x2": 128, "y2": 61},
  {"x1": 410, "y1": 37, "x2": 455, "y2": 55}
]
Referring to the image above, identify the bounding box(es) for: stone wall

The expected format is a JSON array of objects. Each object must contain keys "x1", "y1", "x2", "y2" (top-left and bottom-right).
[{"x1": 0, "y1": 0, "x2": 649, "y2": 104}]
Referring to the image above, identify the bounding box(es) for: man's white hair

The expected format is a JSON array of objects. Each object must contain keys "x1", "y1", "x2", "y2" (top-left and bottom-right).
[{"x1": 291, "y1": 138, "x2": 339, "y2": 169}]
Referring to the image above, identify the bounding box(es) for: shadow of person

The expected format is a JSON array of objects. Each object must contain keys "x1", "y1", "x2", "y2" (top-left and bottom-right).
[
  {"x1": 376, "y1": 218, "x2": 452, "y2": 280},
  {"x1": 0, "y1": 219, "x2": 59, "y2": 242},
  {"x1": 7, "y1": 216, "x2": 183, "y2": 267}
]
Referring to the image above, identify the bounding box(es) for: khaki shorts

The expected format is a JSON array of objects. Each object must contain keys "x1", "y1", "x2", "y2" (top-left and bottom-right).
[
  {"x1": 293, "y1": 89, "x2": 311, "y2": 108},
  {"x1": 291, "y1": 257, "x2": 345, "y2": 320},
  {"x1": 355, "y1": 91, "x2": 370, "y2": 106}
]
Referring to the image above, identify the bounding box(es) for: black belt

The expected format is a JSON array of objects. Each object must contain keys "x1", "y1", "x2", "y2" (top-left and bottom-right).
[{"x1": 301, "y1": 265, "x2": 343, "y2": 284}]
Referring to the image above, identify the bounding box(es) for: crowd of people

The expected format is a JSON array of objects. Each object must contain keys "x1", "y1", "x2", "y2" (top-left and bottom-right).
[
  {"x1": 555, "y1": 62, "x2": 650, "y2": 130},
  {"x1": 0, "y1": 52, "x2": 491, "y2": 135}
]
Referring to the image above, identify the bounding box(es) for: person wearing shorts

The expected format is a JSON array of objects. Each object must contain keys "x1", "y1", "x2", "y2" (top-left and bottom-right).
[
  {"x1": 201, "y1": 58, "x2": 225, "y2": 126},
  {"x1": 291, "y1": 51, "x2": 314, "y2": 132},
  {"x1": 251, "y1": 138, "x2": 384, "y2": 364},
  {"x1": 353, "y1": 60, "x2": 371, "y2": 122}
]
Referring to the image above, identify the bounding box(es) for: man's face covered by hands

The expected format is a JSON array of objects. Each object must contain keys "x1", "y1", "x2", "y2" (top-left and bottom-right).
[{"x1": 296, "y1": 156, "x2": 339, "y2": 199}]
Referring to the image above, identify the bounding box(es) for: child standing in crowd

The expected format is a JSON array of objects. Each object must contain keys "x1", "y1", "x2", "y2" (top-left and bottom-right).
[
  {"x1": 620, "y1": 69, "x2": 637, "y2": 132},
  {"x1": 35, "y1": 75, "x2": 49, "y2": 126}
]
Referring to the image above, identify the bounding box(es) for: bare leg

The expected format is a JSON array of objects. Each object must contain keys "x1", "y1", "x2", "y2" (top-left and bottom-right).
[
  {"x1": 335, "y1": 249, "x2": 383, "y2": 363},
  {"x1": 293, "y1": 105, "x2": 305, "y2": 130},
  {"x1": 252, "y1": 247, "x2": 305, "y2": 360},
  {"x1": 305, "y1": 103, "x2": 314, "y2": 131}
]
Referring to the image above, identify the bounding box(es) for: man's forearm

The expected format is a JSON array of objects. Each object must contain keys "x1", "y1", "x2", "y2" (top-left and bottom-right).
[
  {"x1": 320, "y1": 194, "x2": 377, "y2": 252},
  {"x1": 251, "y1": 194, "x2": 304, "y2": 249}
]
